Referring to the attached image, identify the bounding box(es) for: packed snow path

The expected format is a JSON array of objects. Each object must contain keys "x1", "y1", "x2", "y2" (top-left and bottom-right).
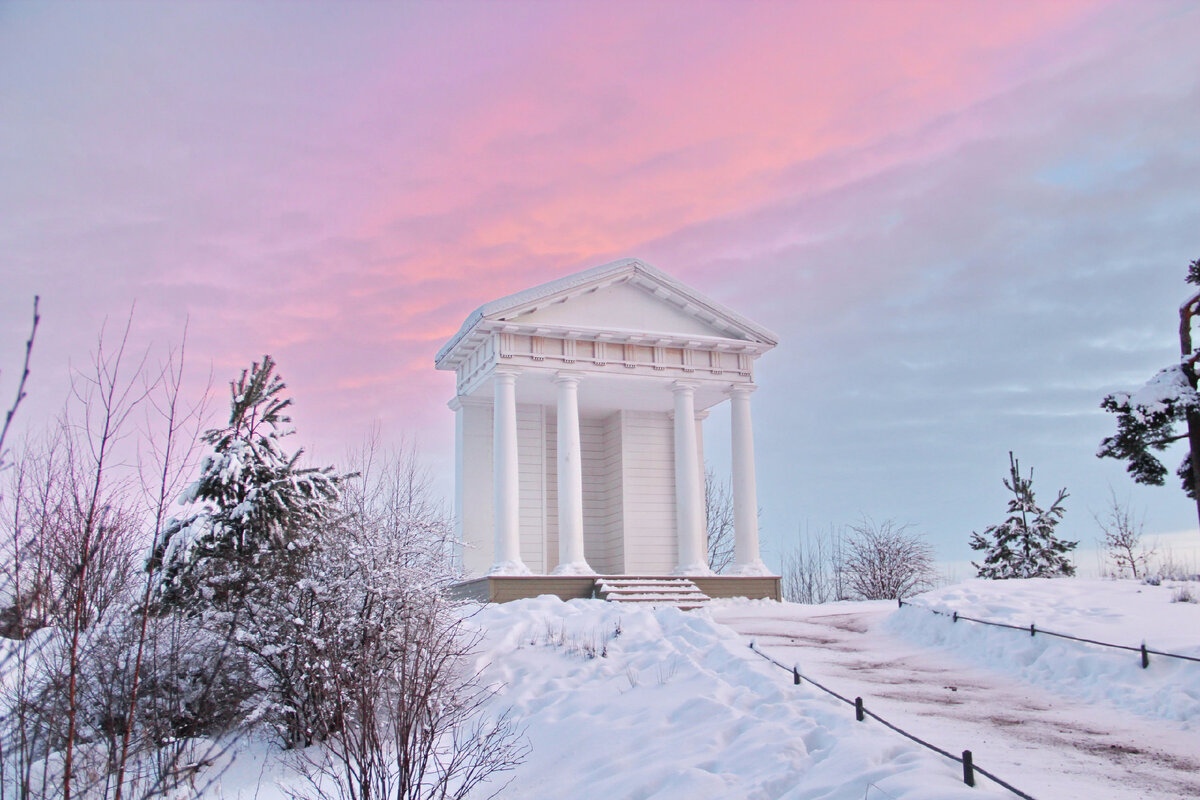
[{"x1": 710, "y1": 602, "x2": 1200, "y2": 800}]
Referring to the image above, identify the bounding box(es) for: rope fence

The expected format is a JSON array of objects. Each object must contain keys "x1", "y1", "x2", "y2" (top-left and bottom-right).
[
  {"x1": 748, "y1": 641, "x2": 1037, "y2": 799},
  {"x1": 896, "y1": 599, "x2": 1200, "y2": 668}
]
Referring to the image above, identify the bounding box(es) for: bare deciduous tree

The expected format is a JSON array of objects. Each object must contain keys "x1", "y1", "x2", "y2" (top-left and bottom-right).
[
  {"x1": 704, "y1": 468, "x2": 735, "y2": 574},
  {"x1": 1, "y1": 313, "x2": 237, "y2": 800},
  {"x1": 780, "y1": 524, "x2": 846, "y2": 604},
  {"x1": 1094, "y1": 489, "x2": 1153, "y2": 579},
  {"x1": 289, "y1": 439, "x2": 527, "y2": 800},
  {"x1": 839, "y1": 518, "x2": 935, "y2": 601}
]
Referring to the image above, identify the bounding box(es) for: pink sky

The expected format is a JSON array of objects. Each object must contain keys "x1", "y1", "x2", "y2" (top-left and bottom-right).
[{"x1": 3, "y1": 1, "x2": 1199, "y2": 564}]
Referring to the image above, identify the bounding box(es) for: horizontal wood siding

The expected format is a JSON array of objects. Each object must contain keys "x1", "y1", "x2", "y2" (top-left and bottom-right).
[
  {"x1": 620, "y1": 410, "x2": 677, "y2": 573},
  {"x1": 691, "y1": 576, "x2": 781, "y2": 601},
  {"x1": 581, "y1": 415, "x2": 620, "y2": 572},
  {"x1": 450, "y1": 576, "x2": 780, "y2": 604},
  {"x1": 517, "y1": 404, "x2": 545, "y2": 573},
  {"x1": 488, "y1": 576, "x2": 597, "y2": 603},
  {"x1": 545, "y1": 411, "x2": 558, "y2": 571},
  {"x1": 602, "y1": 412, "x2": 625, "y2": 572},
  {"x1": 459, "y1": 402, "x2": 493, "y2": 577}
]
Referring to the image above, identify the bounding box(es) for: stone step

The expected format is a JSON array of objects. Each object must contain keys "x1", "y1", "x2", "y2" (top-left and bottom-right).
[{"x1": 594, "y1": 577, "x2": 711, "y2": 609}]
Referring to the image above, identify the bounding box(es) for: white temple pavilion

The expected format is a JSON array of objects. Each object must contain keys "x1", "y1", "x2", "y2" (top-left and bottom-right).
[{"x1": 437, "y1": 259, "x2": 780, "y2": 603}]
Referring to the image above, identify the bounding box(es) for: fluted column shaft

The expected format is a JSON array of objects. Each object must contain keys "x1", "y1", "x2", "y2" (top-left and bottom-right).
[
  {"x1": 490, "y1": 367, "x2": 529, "y2": 575},
  {"x1": 672, "y1": 381, "x2": 710, "y2": 575},
  {"x1": 553, "y1": 372, "x2": 593, "y2": 574},
  {"x1": 728, "y1": 383, "x2": 768, "y2": 575}
]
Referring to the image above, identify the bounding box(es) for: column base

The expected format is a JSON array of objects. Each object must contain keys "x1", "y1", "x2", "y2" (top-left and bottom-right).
[
  {"x1": 724, "y1": 560, "x2": 773, "y2": 577},
  {"x1": 672, "y1": 562, "x2": 715, "y2": 577},
  {"x1": 551, "y1": 561, "x2": 596, "y2": 576},
  {"x1": 487, "y1": 560, "x2": 532, "y2": 577}
]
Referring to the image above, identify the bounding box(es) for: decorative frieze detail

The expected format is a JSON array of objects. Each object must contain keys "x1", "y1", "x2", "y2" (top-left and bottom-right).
[
  {"x1": 499, "y1": 332, "x2": 516, "y2": 358},
  {"x1": 457, "y1": 333, "x2": 755, "y2": 395},
  {"x1": 682, "y1": 348, "x2": 696, "y2": 373}
]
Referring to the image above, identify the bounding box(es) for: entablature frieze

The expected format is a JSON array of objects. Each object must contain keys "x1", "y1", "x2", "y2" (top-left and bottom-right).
[{"x1": 454, "y1": 326, "x2": 760, "y2": 395}]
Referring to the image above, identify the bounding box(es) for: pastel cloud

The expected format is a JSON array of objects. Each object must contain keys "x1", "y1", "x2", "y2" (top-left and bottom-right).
[{"x1": 2, "y1": 0, "x2": 1198, "y2": 560}]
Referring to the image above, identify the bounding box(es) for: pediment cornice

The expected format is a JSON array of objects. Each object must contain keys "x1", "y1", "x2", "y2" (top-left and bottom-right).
[{"x1": 436, "y1": 259, "x2": 777, "y2": 370}]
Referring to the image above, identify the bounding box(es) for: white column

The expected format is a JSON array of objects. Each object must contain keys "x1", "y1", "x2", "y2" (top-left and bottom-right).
[
  {"x1": 695, "y1": 409, "x2": 708, "y2": 554},
  {"x1": 728, "y1": 383, "x2": 769, "y2": 575},
  {"x1": 490, "y1": 367, "x2": 529, "y2": 575},
  {"x1": 672, "y1": 381, "x2": 711, "y2": 575},
  {"x1": 552, "y1": 371, "x2": 593, "y2": 575}
]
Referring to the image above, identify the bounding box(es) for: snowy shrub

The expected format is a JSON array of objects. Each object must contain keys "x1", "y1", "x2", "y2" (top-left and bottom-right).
[
  {"x1": 1171, "y1": 585, "x2": 1197, "y2": 604},
  {"x1": 288, "y1": 441, "x2": 527, "y2": 800},
  {"x1": 839, "y1": 518, "x2": 935, "y2": 601},
  {"x1": 0, "y1": 316, "x2": 239, "y2": 800}
]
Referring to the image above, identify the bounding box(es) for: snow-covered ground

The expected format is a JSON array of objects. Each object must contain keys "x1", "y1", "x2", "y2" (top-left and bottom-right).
[
  {"x1": 207, "y1": 578, "x2": 1198, "y2": 799},
  {"x1": 887, "y1": 577, "x2": 1200, "y2": 724},
  {"x1": 463, "y1": 597, "x2": 993, "y2": 800},
  {"x1": 713, "y1": 578, "x2": 1200, "y2": 800}
]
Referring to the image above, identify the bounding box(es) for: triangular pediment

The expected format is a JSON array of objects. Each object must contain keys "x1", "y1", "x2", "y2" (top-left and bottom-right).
[
  {"x1": 503, "y1": 279, "x2": 734, "y2": 339},
  {"x1": 436, "y1": 259, "x2": 777, "y2": 367}
]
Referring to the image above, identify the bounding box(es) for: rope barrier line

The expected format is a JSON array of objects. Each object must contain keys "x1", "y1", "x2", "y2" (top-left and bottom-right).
[
  {"x1": 748, "y1": 641, "x2": 1038, "y2": 800},
  {"x1": 898, "y1": 600, "x2": 1200, "y2": 665}
]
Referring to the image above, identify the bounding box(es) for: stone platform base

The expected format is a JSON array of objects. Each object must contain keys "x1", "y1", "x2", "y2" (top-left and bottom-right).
[{"x1": 450, "y1": 574, "x2": 780, "y2": 604}]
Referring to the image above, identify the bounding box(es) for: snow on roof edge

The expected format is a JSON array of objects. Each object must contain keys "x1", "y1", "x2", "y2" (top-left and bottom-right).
[{"x1": 434, "y1": 258, "x2": 779, "y2": 366}]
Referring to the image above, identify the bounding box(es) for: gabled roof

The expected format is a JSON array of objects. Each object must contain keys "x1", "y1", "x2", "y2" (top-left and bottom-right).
[{"x1": 435, "y1": 258, "x2": 778, "y2": 368}]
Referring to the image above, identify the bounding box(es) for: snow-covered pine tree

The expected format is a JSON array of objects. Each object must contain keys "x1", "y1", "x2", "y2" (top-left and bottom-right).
[
  {"x1": 147, "y1": 355, "x2": 345, "y2": 745},
  {"x1": 148, "y1": 354, "x2": 340, "y2": 614},
  {"x1": 1099, "y1": 257, "x2": 1200, "y2": 529},
  {"x1": 970, "y1": 452, "x2": 1076, "y2": 579}
]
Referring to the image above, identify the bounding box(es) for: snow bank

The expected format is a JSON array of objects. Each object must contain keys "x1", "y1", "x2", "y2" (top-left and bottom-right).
[
  {"x1": 465, "y1": 596, "x2": 997, "y2": 799},
  {"x1": 886, "y1": 578, "x2": 1200, "y2": 726}
]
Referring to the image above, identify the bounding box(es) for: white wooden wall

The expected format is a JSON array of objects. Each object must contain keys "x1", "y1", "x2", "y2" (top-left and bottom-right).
[
  {"x1": 595, "y1": 413, "x2": 625, "y2": 572},
  {"x1": 461, "y1": 402, "x2": 691, "y2": 576},
  {"x1": 618, "y1": 410, "x2": 678, "y2": 573},
  {"x1": 517, "y1": 405, "x2": 547, "y2": 573},
  {"x1": 457, "y1": 401, "x2": 494, "y2": 577}
]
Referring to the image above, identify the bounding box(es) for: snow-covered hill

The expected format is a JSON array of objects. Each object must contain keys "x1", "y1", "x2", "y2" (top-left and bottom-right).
[
  {"x1": 210, "y1": 578, "x2": 1199, "y2": 799},
  {"x1": 887, "y1": 577, "x2": 1200, "y2": 724}
]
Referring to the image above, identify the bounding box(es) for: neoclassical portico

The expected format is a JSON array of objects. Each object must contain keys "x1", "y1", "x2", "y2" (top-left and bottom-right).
[{"x1": 437, "y1": 259, "x2": 778, "y2": 595}]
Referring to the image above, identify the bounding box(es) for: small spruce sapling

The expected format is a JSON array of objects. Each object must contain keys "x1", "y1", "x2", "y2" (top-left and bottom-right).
[{"x1": 971, "y1": 452, "x2": 1076, "y2": 579}]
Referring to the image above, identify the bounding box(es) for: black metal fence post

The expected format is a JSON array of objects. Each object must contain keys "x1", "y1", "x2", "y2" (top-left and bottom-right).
[
  {"x1": 1141, "y1": 643, "x2": 1149, "y2": 669},
  {"x1": 855, "y1": 696, "x2": 865, "y2": 721},
  {"x1": 793, "y1": 665, "x2": 801, "y2": 685},
  {"x1": 962, "y1": 750, "x2": 975, "y2": 787}
]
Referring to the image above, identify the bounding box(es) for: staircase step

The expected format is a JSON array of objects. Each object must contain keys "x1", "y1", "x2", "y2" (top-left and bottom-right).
[{"x1": 594, "y1": 576, "x2": 711, "y2": 609}]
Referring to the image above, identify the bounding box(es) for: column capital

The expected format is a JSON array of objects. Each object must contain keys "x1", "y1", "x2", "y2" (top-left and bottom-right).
[
  {"x1": 493, "y1": 365, "x2": 522, "y2": 381},
  {"x1": 553, "y1": 370, "x2": 586, "y2": 385},
  {"x1": 671, "y1": 379, "x2": 701, "y2": 394},
  {"x1": 726, "y1": 382, "x2": 757, "y2": 397}
]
